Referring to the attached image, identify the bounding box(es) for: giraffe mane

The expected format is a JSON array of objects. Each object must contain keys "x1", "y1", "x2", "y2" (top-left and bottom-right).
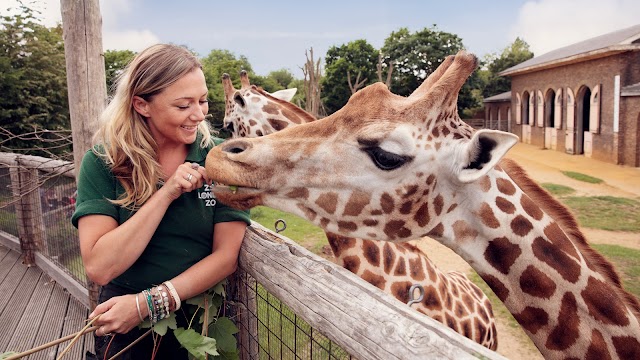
[
  {"x1": 499, "y1": 158, "x2": 640, "y2": 322},
  {"x1": 252, "y1": 85, "x2": 317, "y2": 124}
]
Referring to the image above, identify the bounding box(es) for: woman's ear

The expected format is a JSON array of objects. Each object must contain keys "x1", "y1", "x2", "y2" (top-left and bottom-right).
[{"x1": 132, "y1": 96, "x2": 150, "y2": 117}]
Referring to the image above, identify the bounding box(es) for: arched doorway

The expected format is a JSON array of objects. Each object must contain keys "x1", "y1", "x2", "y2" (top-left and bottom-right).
[
  {"x1": 576, "y1": 86, "x2": 591, "y2": 155},
  {"x1": 521, "y1": 91, "x2": 531, "y2": 143},
  {"x1": 544, "y1": 89, "x2": 556, "y2": 149}
]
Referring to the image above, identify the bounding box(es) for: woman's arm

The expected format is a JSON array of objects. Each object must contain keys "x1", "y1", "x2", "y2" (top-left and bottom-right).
[
  {"x1": 78, "y1": 162, "x2": 207, "y2": 285},
  {"x1": 89, "y1": 220, "x2": 248, "y2": 336}
]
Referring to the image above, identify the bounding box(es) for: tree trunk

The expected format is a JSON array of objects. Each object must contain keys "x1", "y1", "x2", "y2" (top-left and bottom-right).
[{"x1": 60, "y1": 0, "x2": 107, "y2": 310}]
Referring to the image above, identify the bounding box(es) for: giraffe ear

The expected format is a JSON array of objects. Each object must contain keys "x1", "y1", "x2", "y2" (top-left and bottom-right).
[
  {"x1": 270, "y1": 88, "x2": 297, "y2": 102},
  {"x1": 457, "y1": 130, "x2": 519, "y2": 183}
]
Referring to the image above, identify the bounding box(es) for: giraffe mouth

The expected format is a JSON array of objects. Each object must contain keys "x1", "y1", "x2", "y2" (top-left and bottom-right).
[{"x1": 211, "y1": 183, "x2": 264, "y2": 210}]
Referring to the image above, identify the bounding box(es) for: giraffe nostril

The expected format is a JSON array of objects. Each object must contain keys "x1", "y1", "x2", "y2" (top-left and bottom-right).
[{"x1": 221, "y1": 140, "x2": 251, "y2": 154}]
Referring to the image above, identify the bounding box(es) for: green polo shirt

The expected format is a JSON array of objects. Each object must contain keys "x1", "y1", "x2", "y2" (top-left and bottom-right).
[{"x1": 71, "y1": 134, "x2": 250, "y2": 292}]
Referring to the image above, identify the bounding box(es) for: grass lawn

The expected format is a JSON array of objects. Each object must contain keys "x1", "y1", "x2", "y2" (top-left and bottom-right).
[
  {"x1": 561, "y1": 171, "x2": 604, "y2": 184},
  {"x1": 562, "y1": 196, "x2": 640, "y2": 232},
  {"x1": 250, "y1": 206, "x2": 328, "y2": 254},
  {"x1": 541, "y1": 183, "x2": 575, "y2": 196},
  {"x1": 591, "y1": 244, "x2": 640, "y2": 299}
]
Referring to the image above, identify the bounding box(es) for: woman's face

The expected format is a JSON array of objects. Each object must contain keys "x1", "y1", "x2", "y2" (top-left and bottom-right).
[{"x1": 137, "y1": 68, "x2": 209, "y2": 147}]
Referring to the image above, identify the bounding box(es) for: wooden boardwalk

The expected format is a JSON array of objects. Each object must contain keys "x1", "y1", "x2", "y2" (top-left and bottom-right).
[{"x1": 0, "y1": 244, "x2": 93, "y2": 359}]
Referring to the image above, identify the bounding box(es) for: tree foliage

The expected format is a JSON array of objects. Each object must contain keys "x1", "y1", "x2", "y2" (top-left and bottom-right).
[
  {"x1": 104, "y1": 49, "x2": 135, "y2": 94},
  {"x1": 0, "y1": 3, "x2": 70, "y2": 156},
  {"x1": 483, "y1": 37, "x2": 534, "y2": 97},
  {"x1": 322, "y1": 39, "x2": 378, "y2": 114}
]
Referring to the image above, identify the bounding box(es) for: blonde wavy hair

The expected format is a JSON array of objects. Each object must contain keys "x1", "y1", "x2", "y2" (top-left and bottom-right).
[{"x1": 93, "y1": 43, "x2": 213, "y2": 209}]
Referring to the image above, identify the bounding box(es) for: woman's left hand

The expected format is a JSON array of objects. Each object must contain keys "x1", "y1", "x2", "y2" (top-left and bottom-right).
[{"x1": 89, "y1": 294, "x2": 142, "y2": 336}]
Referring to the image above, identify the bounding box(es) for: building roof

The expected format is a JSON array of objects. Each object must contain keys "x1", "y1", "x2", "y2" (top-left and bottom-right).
[
  {"x1": 483, "y1": 91, "x2": 511, "y2": 103},
  {"x1": 621, "y1": 82, "x2": 640, "y2": 97},
  {"x1": 500, "y1": 24, "x2": 640, "y2": 76}
]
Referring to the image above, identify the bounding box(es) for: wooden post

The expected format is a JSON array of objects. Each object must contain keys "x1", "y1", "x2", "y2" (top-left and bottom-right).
[
  {"x1": 61, "y1": 0, "x2": 107, "y2": 310},
  {"x1": 9, "y1": 158, "x2": 46, "y2": 266}
]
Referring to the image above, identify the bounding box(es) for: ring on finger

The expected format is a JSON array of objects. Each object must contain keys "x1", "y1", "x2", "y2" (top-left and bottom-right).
[{"x1": 187, "y1": 173, "x2": 193, "y2": 182}]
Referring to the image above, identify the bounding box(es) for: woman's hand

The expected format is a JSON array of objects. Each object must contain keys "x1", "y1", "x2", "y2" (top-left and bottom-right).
[
  {"x1": 90, "y1": 294, "x2": 145, "y2": 336},
  {"x1": 161, "y1": 162, "x2": 209, "y2": 201}
]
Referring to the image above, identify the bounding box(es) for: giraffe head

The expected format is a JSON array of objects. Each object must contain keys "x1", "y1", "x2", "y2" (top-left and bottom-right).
[
  {"x1": 207, "y1": 51, "x2": 518, "y2": 242},
  {"x1": 222, "y1": 70, "x2": 311, "y2": 138}
]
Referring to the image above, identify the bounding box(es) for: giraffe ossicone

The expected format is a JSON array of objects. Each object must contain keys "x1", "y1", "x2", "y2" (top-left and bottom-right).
[
  {"x1": 206, "y1": 51, "x2": 640, "y2": 359},
  {"x1": 218, "y1": 71, "x2": 499, "y2": 350}
]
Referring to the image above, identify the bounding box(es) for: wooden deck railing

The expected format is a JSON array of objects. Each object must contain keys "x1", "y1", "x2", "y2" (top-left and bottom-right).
[{"x1": 0, "y1": 152, "x2": 507, "y2": 359}]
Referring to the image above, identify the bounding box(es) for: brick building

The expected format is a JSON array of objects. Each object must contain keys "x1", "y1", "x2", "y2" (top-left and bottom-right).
[{"x1": 498, "y1": 24, "x2": 640, "y2": 167}]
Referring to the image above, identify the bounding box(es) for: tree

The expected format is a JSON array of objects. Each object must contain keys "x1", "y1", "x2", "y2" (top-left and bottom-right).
[
  {"x1": 483, "y1": 38, "x2": 534, "y2": 97},
  {"x1": 0, "y1": 3, "x2": 71, "y2": 157},
  {"x1": 381, "y1": 26, "x2": 465, "y2": 97},
  {"x1": 104, "y1": 49, "x2": 135, "y2": 94},
  {"x1": 200, "y1": 49, "x2": 254, "y2": 129},
  {"x1": 322, "y1": 39, "x2": 378, "y2": 114}
]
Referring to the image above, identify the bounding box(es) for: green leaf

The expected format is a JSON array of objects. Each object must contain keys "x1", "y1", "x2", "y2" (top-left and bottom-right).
[
  {"x1": 1, "y1": 352, "x2": 19, "y2": 359},
  {"x1": 174, "y1": 328, "x2": 219, "y2": 360},
  {"x1": 139, "y1": 312, "x2": 177, "y2": 336},
  {"x1": 212, "y1": 279, "x2": 227, "y2": 296},
  {"x1": 211, "y1": 349, "x2": 240, "y2": 360},
  {"x1": 209, "y1": 317, "x2": 239, "y2": 352}
]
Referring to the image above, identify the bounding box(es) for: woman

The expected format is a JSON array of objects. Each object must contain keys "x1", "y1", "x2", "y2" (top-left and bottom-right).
[{"x1": 71, "y1": 44, "x2": 249, "y2": 359}]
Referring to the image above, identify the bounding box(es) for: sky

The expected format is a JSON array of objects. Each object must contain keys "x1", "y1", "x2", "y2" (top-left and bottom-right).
[{"x1": 1, "y1": 0, "x2": 639, "y2": 78}]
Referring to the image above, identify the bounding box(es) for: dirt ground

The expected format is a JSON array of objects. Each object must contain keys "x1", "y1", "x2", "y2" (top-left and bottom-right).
[{"x1": 411, "y1": 142, "x2": 640, "y2": 359}]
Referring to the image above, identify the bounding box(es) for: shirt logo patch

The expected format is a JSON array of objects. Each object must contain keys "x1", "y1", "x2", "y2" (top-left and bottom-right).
[{"x1": 198, "y1": 184, "x2": 217, "y2": 207}]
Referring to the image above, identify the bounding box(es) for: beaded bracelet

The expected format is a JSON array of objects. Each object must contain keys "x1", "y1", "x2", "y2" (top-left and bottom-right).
[
  {"x1": 163, "y1": 281, "x2": 181, "y2": 311},
  {"x1": 143, "y1": 289, "x2": 156, "y2": 324},
  {"x1": 152, "y1": 285, "x2": 170, "y2": 320}
]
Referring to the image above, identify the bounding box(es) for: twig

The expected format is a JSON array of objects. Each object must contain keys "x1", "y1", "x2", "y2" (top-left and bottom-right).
[
  {"x1": 56, "y1": 315, "x2": 102, "y2": 359},
  {"x1": 3, "y1": 326, "x2": 98, "y2": 360}
]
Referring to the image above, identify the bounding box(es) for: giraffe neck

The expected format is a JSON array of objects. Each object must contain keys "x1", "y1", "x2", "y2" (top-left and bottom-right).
[{"x1": 431, "y1": 160, "x2": 640, "y2": 359}]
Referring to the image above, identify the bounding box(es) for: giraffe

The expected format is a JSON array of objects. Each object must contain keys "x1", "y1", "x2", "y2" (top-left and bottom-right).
[
  {"x1": 206, "y1": 52, "x2": 640, "y2": 359},
  {"x1": 219, "y1": 71, "x2": 499, "y2": 349}
]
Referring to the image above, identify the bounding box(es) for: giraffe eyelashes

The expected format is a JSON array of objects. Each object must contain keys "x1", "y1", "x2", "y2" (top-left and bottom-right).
[{"x1": 362, "y1": 146, "x2": 412, "y2": 171}]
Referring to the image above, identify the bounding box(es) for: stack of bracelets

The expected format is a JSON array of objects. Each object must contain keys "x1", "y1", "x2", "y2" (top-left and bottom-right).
[{"x1": 135, "y1": 281, "x2": 181, "y2": 324}]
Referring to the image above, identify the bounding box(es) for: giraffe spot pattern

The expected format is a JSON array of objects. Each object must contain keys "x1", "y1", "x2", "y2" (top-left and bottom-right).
[
  {"x1": 363, "y1": 219, "x2": 378, "y2": 226},
  {"x1": 446, "y1": 203, "x2": 457, "y2": 213},
  {"x1": 581, "y1": 276, "x2": 630, "y2": 326},
  {"x1": 408, "y1": 257, "x2": 426, "y2": 281},
  {"x1": 315, "y1": 192, "x2": 338, "y2": 214},
  {"x1": 478, "y1": 175, "x2": 491, "y2": 192},
  {"x1": 520, "y1": 194, "x2": 544, "y2": 220},
  {"x1": 495, "y1": 196, "x2": 516, "y2": 214},
  {"x1": 428, "y1": 223, "x2": 444, "y2": 238},
  {"x1": 546, "y1": 292, "x2": 580, "y2": 351},
  {"x1": 496, "y1": 178, "x2": 516, "y2": 195},
  {"x1": 287, "y1": 187, "x2": 309, "y2": 199},
  {"x1": 402, "y1": 185, "x2": 419, "y2": 198},
  {"x1": 414, "y1": 202, "x2": 430, "y2": 227},
  {"x1": 361, "y1": 270, "x2": 386, "y2": 290},
  {"x1": 481, "y1": 274, "x2": 509, "y2": 302},
  {"x1": 380, "y1": 193, "x2": 394, "y2": 214},
  {"x1": 445, "y1": 313, "x2": 458, "y2": 333},
  {"x1": 513, "y1": 306, "x2": 549, "y2": 334},
  {"x1": 337, "y1": 221, "x2": 357, "y2": 233},
  {"x1": 484, "y1": 237, "x2": 522, "y2": 274},
  {"x1": 400, "y1": 200, "x2": 413, "y2": 214},
  {"x1": 384, "y1": 220, "x2": 412, "y2": 239},
  {"x1": 585, "y1": 330, "x2": 612, "y2": 360},
  {"x1": 390, "y1": 281, "x2": 412, "y2": 303},
  {"x1": 262, "y1": 102, "x2": 279, "y2": 114},
  {"x1": 394, "y1": 258, "x2": 407, "y2": 276},
  {"x1": 343, "y1": 191, "x2": 371, "y2": 216},
  {"x1": 382, "y1": 243, "x2": 395, "y2": 274},
  {"x1": 479, "y1": 202, "x2": 500, "y2": 229},
  {"x1": 543, "y1": 222, "x2": 580, "y2": 259},
  {"x1": 422, "y1": 285, "x2": 442, "y2": 310},
  {"x1": 510, "y1": 215, "x2": 533, "y2": 237},
  {"x1": 267, "y1": 118, "x2": 289, "y2": 131},
  {"x1": 532, "y1": 236, "x2": 581, "y2": 283},
  {"x1": 326, "y1": 233, "x2": 356, "y2": 257},
  {"x1": 433, "y1": 194, "x2": 444, "y2": 215},
  {"x1": 612, "y1": 336, "x2": 640, "y2": 359},
  {"x1": 519, "y1": 265, "x2": 556, "y2": 298},
  {"x1": 296, "y1": 204, "x2": 317, "y2": 221},
  {"x1": 342, "y1": 255, "x2": 360, "y2": 273},
  {"x1": 452, "y1": 220, "x2": 479, "y2": 241},
  {"x1": 362, "y1": 240, "x2": 380, "y2": 267}
]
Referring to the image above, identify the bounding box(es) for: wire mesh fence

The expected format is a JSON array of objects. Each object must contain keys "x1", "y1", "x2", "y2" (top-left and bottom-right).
[{"x1": 229, "y1": 270, "x2": 353, "y2": 360}]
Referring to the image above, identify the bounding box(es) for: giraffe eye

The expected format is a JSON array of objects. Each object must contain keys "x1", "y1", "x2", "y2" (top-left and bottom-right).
[
  {"x1": 363, "y1": 147, "x2": 411, "y2": 171},
  {"x1": 234, "y1": 93, "x2": 246, "y2": 108}
]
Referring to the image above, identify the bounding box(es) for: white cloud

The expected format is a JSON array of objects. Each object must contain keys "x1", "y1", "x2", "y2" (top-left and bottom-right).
[
  {"x1": 0, "y1": 0, "x2": 159, "y2": 51},
  {"x1": 511, "y1": 0, "x2": 640, "y2": 56}
]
